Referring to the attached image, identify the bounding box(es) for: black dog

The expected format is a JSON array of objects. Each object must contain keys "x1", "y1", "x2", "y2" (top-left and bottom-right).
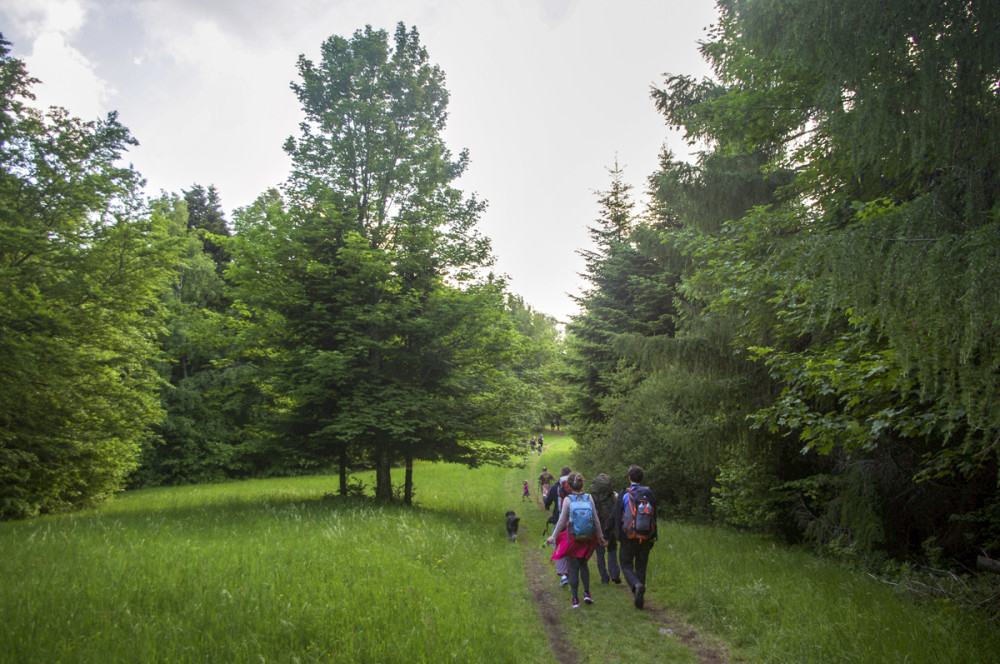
[
  {"x1": 505, "y1": 510, "x2": 520, "y2": 542},
  {"x1": 542, "y1": 512, "x2": 557, "y2": 536}
]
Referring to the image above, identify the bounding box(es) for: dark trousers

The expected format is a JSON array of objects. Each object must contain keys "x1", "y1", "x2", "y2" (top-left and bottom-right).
[
  {"x1": 595, "y1": 538, "x2": 620, "y2": 583},
  {"x1": 619, "y1": 537, "x2": 653, "y2": 591},
  {"x1": 567, "y1": 556, "x2": 591, "y2": 600}
]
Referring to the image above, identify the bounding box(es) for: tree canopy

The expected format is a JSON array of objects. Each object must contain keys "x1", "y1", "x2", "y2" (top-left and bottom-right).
[{"x1": 0, "y1": 38, "x2": 181, "y2": 518}]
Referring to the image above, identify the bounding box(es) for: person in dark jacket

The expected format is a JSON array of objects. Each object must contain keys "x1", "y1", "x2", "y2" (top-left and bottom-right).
[
  {"x1": 612, "y1": 465, "x2": 657, "y2": 609},
  {"x1": 590, "y1": 473, "x2": 620, "y2": 584}
]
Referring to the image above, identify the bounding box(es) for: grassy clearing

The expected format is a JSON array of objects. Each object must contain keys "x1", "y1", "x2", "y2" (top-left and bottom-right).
[
  {"x1": 3, "y1": 433, "x2": 999, "y2": 663},
  {"x1": 0, "y1": 464, "x2": 552, "y2": 664}
]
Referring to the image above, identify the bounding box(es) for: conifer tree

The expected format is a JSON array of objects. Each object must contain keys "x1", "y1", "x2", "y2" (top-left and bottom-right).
[
  {"x1": 183, "y1": 184, "x2": 230, "y2": 271},
  {"x1": 639, "y1": 0, "x2": 1000, "y2": 558},
  {"x1": 228, "y1": 25, "x2": 533, "y2": 501}
]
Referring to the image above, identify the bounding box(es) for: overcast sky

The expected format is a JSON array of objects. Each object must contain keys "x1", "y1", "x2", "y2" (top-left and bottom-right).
[{"x1": 0, "y1": 0, "x2": 717, "y2": 323}]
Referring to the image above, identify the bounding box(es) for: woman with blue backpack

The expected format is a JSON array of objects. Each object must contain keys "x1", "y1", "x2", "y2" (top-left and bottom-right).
[{"x1": 545, "y1": 472, "x2": 608, "y2": 608}]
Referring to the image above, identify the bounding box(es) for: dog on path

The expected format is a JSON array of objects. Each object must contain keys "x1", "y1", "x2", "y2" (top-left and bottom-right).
[{"x1": 505, "y1": 510, "x2": 520, "y2": 542}]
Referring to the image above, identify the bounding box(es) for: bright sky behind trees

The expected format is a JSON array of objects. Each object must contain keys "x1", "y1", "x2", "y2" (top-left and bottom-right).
[{"x1": 0, "y1": 0, "x2": 716, "y2": 322}]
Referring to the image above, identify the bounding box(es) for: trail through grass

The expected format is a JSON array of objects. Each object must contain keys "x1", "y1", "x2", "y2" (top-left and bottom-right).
[
  {"x1": 525, "y1": 435, "x2": 1000, "y2": 664},
  {"x1": 518, "y1": 436, "x2": 719, "y2": 664}
]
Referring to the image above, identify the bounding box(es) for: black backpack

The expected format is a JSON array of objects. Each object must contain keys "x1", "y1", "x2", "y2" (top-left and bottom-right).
[{"x1": 589, "y1": 474, "x2": 617, "y2": 536}]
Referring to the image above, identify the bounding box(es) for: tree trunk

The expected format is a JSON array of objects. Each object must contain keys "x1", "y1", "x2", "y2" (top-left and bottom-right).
[
  {"x1": 404, "y1": 452, "x2": 413, "y2": 505},
  {"x1": 338, "y1": 446, "x2": 347, "y2": 496},
  {"x1": 375, "y1": 447, "x2": 393, "y2": 500}
]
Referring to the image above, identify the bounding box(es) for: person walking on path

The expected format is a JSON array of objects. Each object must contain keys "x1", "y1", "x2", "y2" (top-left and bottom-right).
[
  {"x1": 554, "y1": 466, "x2": 573, "y2": 584},
  {"x1": 546, "y1": 472, "x2": 607, "y2": 608},
  {"x1": 538, "y1": 466, "x2": 554, "y2": 500},
  {"x1": 613, "y1": 465, "x2": 657, "y2": 609},
  {"x1": 522, "y1": 479, "x2": 531, "y2": 502},
  {"x1": 544, "y1": 466, "x2": 573, "y2": 585},
  {"x1": 590, "y1": 473, "x2": 621, "y2": 584}
]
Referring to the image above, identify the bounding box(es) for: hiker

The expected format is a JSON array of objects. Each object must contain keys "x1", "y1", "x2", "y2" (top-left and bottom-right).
[
  {"x1": 543, "y1": 466, "x2": 573, "y2": 584},
  {"x1": 546, "y1": 472, "x2": 607, "y2": 608},
  {"x1": 613, "y1": 465, "x2": 657, "y2": 609},
  {"x1": 538, "y1": 466, "x2": 554, "y2": 499},
  {"x1": 522, "y1": 479, "x2": 531, "y2": 502},
  {"x1": 590, "y1": 473, "x2": 621, "y2": 584}
]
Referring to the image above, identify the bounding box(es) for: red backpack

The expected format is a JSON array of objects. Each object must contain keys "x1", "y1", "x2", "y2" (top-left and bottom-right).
[{"x1": 622, "y1": 487, "x2": 655, "y2": 543}]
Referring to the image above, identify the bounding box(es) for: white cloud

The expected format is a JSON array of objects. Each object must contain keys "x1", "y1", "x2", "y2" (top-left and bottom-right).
[
  {"x1": 0, "y1": 0, "x2": 115, "y2": 119},
  {"x1": 0, "y1": 0, "x2": 87, "y2": 35},
  {"x1": 123, "y1": 1, "x2": 302, "y2": 208}
]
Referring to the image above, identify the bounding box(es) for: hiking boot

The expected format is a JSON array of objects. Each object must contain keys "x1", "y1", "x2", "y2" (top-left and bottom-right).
[
  {"x1": 612, "y1": 577, "x2": 622, "y2": 584},
  {"x1": 583, "y1": 592, "x2": 594, "y2": 604},
  {"x1": 571, "y1": 597, "x2": 580, "y2": 609},
  {"x1": 634, "y1": 582, "x2": 645, "y2": 609},
  {"x1": 559, "y1": 575, "x2": 569, "y2": 587}
]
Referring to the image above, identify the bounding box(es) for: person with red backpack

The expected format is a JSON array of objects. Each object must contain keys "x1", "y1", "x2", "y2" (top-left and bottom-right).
[{"x1": 613, "y1": 465, "x2": 657, "y2": 609}]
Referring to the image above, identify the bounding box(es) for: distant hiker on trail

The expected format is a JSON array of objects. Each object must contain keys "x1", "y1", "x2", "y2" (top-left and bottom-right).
[
  {"x1": 544, "y1": 466, "x2": 573, "y2": 584},
  {"x1": 530, "y1": 436, "x2": 537, "y2": 454},
  {"x1": 590, "y1": 473, "x2": 621, "y2": 585},
  {"x1": 522, "y1": 479, "x2": 531, "y2": 502},
  {"x1": 546, "y1": 472, "x2": 607, "y2": 609},
  {"x1": 538, "y1": 466, "x2": 554, "y2": 499},
  {"x1": 612, "y1": 465, "x2": 657, "y2": 609}
]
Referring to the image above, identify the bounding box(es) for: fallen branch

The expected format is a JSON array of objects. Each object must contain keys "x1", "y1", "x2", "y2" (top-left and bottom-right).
[{"x1": 977, "y1": 555, "x2": 1000, "y2": 575}]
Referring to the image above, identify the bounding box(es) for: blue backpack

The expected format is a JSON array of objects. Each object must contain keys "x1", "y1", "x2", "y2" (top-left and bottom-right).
[{"x1": 568, "y1": 494, "x2": 595, "y2": 541}]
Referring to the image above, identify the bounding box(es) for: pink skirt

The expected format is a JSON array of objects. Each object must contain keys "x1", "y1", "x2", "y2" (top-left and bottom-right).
[{"x1": 550, "y1": 529, "x2": 597, "y2": 562}]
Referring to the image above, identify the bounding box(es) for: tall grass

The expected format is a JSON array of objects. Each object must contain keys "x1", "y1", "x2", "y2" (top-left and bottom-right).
[
  {"x1": 0, "y1": 465, "x2": 553, "y2": 664},
  {"x1": 654, "y1": 523, "x2": 1000, "y2": 663}
]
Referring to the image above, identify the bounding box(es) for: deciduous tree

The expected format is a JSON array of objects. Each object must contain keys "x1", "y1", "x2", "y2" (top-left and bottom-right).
[{"x1": 0, "y1": 38, "x2": 180, "y2": 517}]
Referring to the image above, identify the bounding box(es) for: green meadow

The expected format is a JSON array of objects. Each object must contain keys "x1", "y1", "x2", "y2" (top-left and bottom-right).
[{"x1": 2, "y1": 434, "x2": 998, "y2": 663}]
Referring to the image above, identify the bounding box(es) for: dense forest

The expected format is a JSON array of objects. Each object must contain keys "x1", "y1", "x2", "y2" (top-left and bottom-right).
[
  {"x1": 567, "y1": 0, "x2": 1000, "y2": 570},
  {"x1": 2, "y1": 0, "x2": 999, "y2": 581}
]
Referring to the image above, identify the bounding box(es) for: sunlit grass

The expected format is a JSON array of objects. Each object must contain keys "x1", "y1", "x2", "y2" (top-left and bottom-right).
[{"x1": 0, "y1": 465, "x2": 552, "y2": 664}]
